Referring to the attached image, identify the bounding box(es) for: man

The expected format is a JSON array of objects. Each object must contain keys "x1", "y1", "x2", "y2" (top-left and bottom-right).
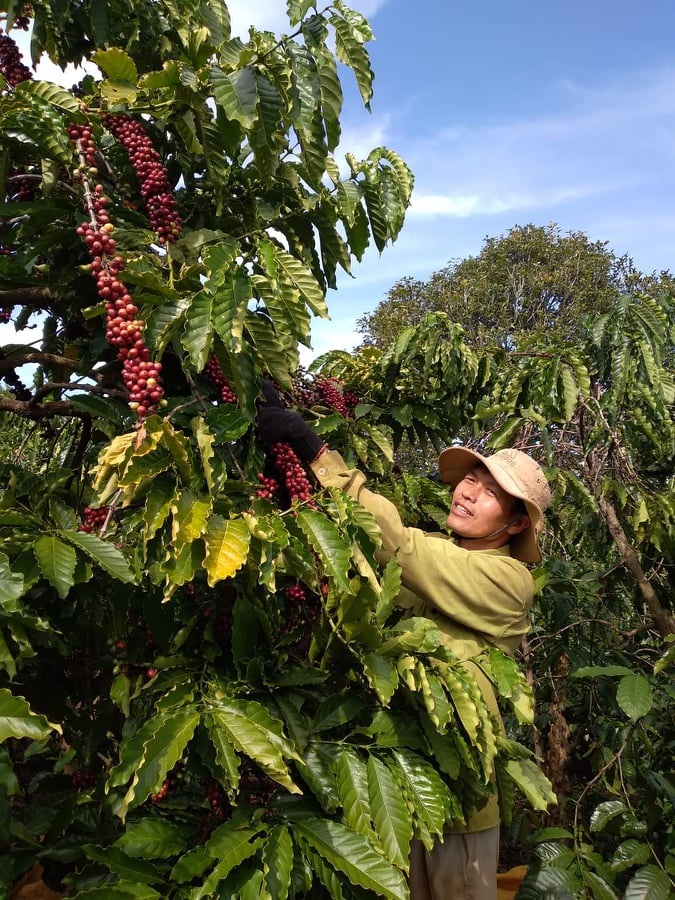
[{"x1": 257, "y1": 383, "x2": 551, "y2": 899}]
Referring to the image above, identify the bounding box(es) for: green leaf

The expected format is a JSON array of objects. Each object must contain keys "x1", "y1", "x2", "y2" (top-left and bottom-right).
[
  {"x1": 312, "y1": 694, "x2": 362, "y2": 733},
  {"x1": 60, "y1": 530, "x2": 137, "y2": 583},
  {"x1": 572, "y1": 665, "x2": 633, "y2": 678},
  {"x1": 33, "y1": 535, "x2": 76, "y2": 599},
  {"x1": 0, "y1": 689, "x2": 59, "y2": 742},
  {"x1": 203, "y1": 515, "x2": 250, "y2": 587},
  {"x1": 296, "y1": 510, "x2": 351, "y2": 591},
  {"x1": 119, "y1": 710, "x2": 200, "y2": 818},
  {"x1": 212, "y1": 271, "x2": 253, "y2": 350},
  {"x1": 0, "y1": 555, "x2": 25, "y2": 604},
  {"x1": 584, "y1": 872, "x2": 618, "y2": 900},
  {"x1": 336, "y1": 747, "x2": 372, "y2": 839},
  {"x1": 183, "y1": 290, "x2": 214, "y2": 369},
  {"x1": 211, "y1": 65, "x2": 258, "y2": 128},
  {"x1": 138, "y1": 60, "x2": 181, "y2": 89},
  {"x1": 203, "y1": 712, "x2": 240, "y2": 795},
  {"x1": 616, "y1": 674, "x2": 653, "y2": 720},
  {"x1": 294, "y1": 818, "x2": 407, "y2": 899},
  {"x1": 201, "y1": 0, "x2": 231, "y2": 43},
  {"x1": 504, "y1": 758, "x2": 556, "y2": 812},
  {"x1": 143, "y1": 478, "x2": 175, "y2": 546},
  {"x1": 361, "y1": 652, "x2": 398, "y2": 706},
  {"x1": 262, "y1": 825, "x2": 293, "y2": 900},
  {"x1": 254, "y1": 270, "x2": 310, "y2": 344},
  {"x1": 170, "y1": 846, "x2": 212, "y2": 884},
  {"x1": 83, "y1": 845, "x2": 163, "y2": 885},
  {"x1": 611, "y1": 839, "x2": 650, "y2": 873},
  {"x1": 374, "y1": 558, "x2": 401, "y2": 624},
  {"x1": 114, "y1": 818, "x2": 186, "y2": 859},
  {"x1": 590, "y1": 800, "x2": 628, "y2": 833},
  {"x1": 272, "y1": 245, "x2": 328, "y2": 318},
  {"x1": 206, "y1": 699, "x2": 301, "y2": 793},
  {"x1": 391, "y1": 749, "x2": 447, "y2": 840},
  {"x1": 381, "y1": 618, "x2": 441, "y2": 656},
  {"x1": 93, "y1": 47, "x2": 138, "y2": 83},
  {"x1": 559, "y1": 363, "x2": 579, "y2": 421},
  {"x1": 15, "y1": 79, "x2": 82, "y2": 114},
  {"x1": 624, "y1": 865, "x2": 672, "y2": 900},
  {"x1": 287, "y1": 0, "x2": 316, "y2": 25},
  {"x1": 70, "y1": 885, "x2": 161, "y2": 899},
  {"x1": 367, "y1": 755, "x2": 411, "y2": 870},
  {"x1": 190, "y1": 825, "x2": 264, "y2": 900},
  {"x1": 329, "y1": 12, "x2": 374, "y2": 108}
]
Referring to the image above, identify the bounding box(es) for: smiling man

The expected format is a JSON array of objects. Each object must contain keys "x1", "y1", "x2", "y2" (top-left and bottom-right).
[{"x1": 256, "y1": 384, "x2": 552, "y2": 899}]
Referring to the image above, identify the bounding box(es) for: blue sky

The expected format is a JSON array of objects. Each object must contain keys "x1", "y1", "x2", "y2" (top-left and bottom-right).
[
  {"x1": 289, "y1": 0, "x2": 675, "y2": 356},
  {"x1": 6, "y1": 1, "x2": 675, "y2": 360}
]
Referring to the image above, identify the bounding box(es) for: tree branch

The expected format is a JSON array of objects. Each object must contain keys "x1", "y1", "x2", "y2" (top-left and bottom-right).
[
  {"x1": 0, "y1": 397, "x2": 91, "y2": 419},
  {"x1": 0, "y1": 351, "x2": 82, "y2": 375},
  {"x1": 0, "y1": 287, "x2": 55, "y2": 304},
  {"x1": 595, "y1": 493, "x2": 675, "y2": 637}
]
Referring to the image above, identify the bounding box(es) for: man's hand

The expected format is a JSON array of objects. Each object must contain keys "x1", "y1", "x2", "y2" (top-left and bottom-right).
[{"x1": 256, "y1": 380, "x2": 326, "y2": 462}]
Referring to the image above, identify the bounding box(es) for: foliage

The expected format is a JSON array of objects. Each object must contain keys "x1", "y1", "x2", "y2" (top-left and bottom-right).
[
  {"x1": 0, "y1": 2, "x2": 554, "y2": 898},
  {"x1": 356, "y1": 222, "x2": 675, "y2": 350},
  {"x1": 323, "y1": 237, "x2": 674, "y2": 894}
]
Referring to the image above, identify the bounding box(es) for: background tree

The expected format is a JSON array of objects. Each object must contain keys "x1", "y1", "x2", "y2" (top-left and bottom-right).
[
  {"x1": 356, "y1": 222, "x2": 675, "y2": 350},
  {"x1": 0, "y1": 3, "x2": 554, "y2": 898}
]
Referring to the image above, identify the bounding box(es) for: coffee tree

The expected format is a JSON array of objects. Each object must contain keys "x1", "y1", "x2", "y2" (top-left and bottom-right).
[{"x1": 0, "y1": 2, "x2": 553, "y2": 897}]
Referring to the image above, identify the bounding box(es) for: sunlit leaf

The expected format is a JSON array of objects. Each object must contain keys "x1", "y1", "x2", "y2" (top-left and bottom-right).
[{"x1": 202, "y1": 515, "x2": 250, "y2": 587}]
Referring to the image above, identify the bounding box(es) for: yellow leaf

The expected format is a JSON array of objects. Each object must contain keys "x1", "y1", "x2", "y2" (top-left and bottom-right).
[
  {"x1": 98, "y1": 432, "x2": 136, "y2": 467},
  {"x1": 203, "y1": 515, "x2": 250, "y2": 587},
  {"x1": 170, "y1": 490, "x2": 212, "y2": 552}
]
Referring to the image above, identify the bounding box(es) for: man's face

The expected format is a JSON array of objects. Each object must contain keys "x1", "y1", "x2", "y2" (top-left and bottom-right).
[{"x1": 446, "y1": 465, "x2": 517, "y2": 545}]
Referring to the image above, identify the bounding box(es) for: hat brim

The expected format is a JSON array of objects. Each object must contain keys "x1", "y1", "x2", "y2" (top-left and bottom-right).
[{"x1": 438, "y1": 446, "x2": 544, "y2": 564}]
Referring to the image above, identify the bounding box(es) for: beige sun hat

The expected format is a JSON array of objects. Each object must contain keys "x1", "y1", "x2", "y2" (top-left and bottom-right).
[{"x1": 437, "y1": 446, "x2": 551, "y2": 563}]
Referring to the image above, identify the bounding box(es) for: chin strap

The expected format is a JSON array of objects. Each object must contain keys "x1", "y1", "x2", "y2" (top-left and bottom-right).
[{"x1": 458, "y1": 521, "x2": 513, "y2": 541}]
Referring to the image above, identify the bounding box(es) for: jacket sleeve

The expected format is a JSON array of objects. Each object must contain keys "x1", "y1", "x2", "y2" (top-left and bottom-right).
[{"x1": 311, "y1": 450, "x2": 534, "y2": 643}]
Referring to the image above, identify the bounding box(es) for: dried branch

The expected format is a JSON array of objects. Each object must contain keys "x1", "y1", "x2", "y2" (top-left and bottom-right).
[
  {"x1": 0, "y1": 351, "x2": 81, "y2": 375},
  {"x1": 0, "y1": 287, "x2": 56, "y2": 304}
]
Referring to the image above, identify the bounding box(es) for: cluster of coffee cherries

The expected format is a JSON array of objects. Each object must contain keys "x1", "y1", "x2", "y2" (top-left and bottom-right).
[
  {"x1": 7, "y1": 170, "x2": 37, "y2": 201},
  {"x1": 284, "y1": 583, "x2": 306, "y2": 605},
  {"x1": 150, "y1": 763, "x2": 183, "y2": 803},
  {"x1": 213, "y1": 595, "x2": 234, "y2": 648},
  {"x1": 269, "y1": 441, "x2": 315, "y2": 504},
  {"x1": 314, "y1": 377, "x2": 358, "y2": 418},
  {"x1": 2, "y1": 368, "x2": 30, "y2": 400},
  {"x1": 281, "y1": 581, "x2": 321, "y2": 657},
  {"x1": 255, "y1": 473, "x2": 280, "y2": 501},
  {"x1": 239, "y1": 764, "x2": 277, "y2": 808},
  {"x1": 201, "y1": 775, "x2": 227, "y2": 816},
  {"x1": 68, "y1": 123, "x2": 165, "y2": 419},
  {"x1": 70, "y1": 769, "x2": 96, "y2": 790},
  {"x1": 0, "y1": 31, "x2": 31, "y2": 88},
  {"x1": 12, "y1": 4, "x2": 33, "y2": 30},
  {"x1": 0, "y1": 306, "x2": 11, "y2": 323},
  {"x1": 101, "y1": 113, "x2": 182, "y2": 244},
  {"x1": 78, "y1": 505, "x2": 110, "y2": 533},
  {"x1": 291, "y1": 370, "x2": 359, "y2": 419},
  {"x1": 283, "y1": 582, "x2": 320, "y2": 633},
  {"x1": 204, "y1": 355, "x2": 237, "y2": 403},
  {"x1": 198, "y1": 775, "x2": 231, "y2": 836}
]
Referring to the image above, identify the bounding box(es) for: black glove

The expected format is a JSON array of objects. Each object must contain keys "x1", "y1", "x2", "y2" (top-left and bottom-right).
[{"x1": 256, "y1": 380, "x2": 326, "y2": 462}]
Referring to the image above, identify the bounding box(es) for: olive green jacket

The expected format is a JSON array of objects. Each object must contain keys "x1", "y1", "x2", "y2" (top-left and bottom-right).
[{"x1": 311, "y1": 450, "x2": 535, "y2": 831}]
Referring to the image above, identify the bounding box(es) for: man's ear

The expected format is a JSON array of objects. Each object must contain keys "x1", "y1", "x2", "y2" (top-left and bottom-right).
[{"x1": 506, "y1": 514, "x2": 529, "y2": 536}]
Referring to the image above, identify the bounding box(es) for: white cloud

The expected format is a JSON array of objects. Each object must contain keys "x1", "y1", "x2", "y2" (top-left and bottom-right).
[{"x1": 400, "y1": 66, "x2": 675, "y2": 223}]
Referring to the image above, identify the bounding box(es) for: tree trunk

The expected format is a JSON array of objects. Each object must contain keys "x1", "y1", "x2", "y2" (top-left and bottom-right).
[{"x1": 596, "y1": 494, "x2": 674, "y2": 637}]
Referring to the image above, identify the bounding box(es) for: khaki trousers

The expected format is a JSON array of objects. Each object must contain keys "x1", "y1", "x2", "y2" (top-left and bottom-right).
[{"x1": 408, "y1": 826, "x2": 499, "y2": 900}]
